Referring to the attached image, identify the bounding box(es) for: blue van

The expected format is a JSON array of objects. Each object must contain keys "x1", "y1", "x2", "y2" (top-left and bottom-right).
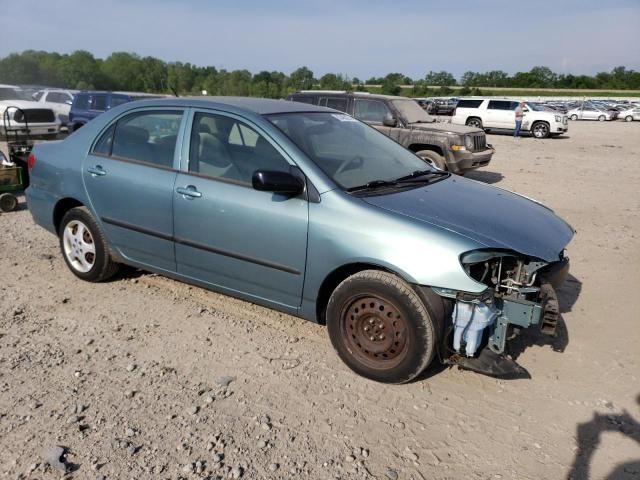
[{"x1": 69, "y1": 91, "x2": 161, "y2": 131}]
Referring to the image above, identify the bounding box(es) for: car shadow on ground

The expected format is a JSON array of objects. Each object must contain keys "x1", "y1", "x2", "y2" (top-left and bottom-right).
[
  {"x1": 464, "y1": 170, "x2": 504, "y2": 184},
  {"x1": 567, "y1": 394, "x2": 640, "y2": 480},
  {"x1": 486, "y1": 131, "x2": 571, "y2": 140},
  {"x1": 507, "y1": 273, "x2": 581, "y2": 362}
]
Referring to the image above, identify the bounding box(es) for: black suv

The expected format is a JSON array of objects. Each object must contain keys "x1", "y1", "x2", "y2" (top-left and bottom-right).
[{"x1": 287, "y1": 92, "x2": 493, "y2": 174}]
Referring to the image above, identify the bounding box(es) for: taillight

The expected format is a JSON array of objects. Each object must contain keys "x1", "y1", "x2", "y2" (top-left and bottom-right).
[{"x1": 27, "y1": 153, "x2": 36, "y2": 170}]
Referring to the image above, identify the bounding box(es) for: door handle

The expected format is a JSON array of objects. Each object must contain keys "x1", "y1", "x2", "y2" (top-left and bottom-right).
[
  {"x1": 87, "y1": 165, "x2": 106, "y2": 177},
  {"x1": 176, "y1": 186, "x2": 202, "y2": 199}
]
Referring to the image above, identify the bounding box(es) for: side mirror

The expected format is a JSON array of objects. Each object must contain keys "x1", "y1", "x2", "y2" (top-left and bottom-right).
[
  {"x1": 252, "y1": 170, "x2": 304, "y2": 196},
  {"x1": 382, "y1": 114, "x2": 397, "y2": 127}
]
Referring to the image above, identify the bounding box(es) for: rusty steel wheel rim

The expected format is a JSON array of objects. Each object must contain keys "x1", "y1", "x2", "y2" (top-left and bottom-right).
[{"x1": 341, "y1": 296, "x2": 409, "y2": 369}]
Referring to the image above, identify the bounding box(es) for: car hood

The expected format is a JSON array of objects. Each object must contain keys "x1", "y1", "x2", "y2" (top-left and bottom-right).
[
  {"x1": 409, "y1": 122, "x2": 481, "y2": 135},
  {"x1": 0, "y1": 99, "x2": 53, "y2": 110},
  {"x1": 363, "y1": 176, "x2": 574, "y2": 262}
]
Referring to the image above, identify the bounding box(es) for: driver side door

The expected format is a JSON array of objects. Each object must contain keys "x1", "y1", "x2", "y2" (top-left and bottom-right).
[{"x1": 173, "y1": 110, "x2": 309, "y2": 310}]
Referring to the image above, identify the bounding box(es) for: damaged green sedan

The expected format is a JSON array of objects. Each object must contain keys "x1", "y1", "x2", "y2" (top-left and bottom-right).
[{"x1": 25, "y1": 97, "x2": 573, "y2": 383}]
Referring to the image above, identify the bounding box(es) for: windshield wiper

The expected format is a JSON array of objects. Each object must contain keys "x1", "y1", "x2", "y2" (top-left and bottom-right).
[
  {"x1": 394, "y1": 169, "x2": 449, "y2": 183},
  {"x1": 346, "y1": 179, "x2": 398, "y2": 192}
]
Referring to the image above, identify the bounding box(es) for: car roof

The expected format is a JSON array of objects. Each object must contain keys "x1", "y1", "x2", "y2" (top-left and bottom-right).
[
  {"x1": 130, "y1": 96, "x2": 334, "y2": 115},
  {"x1": 291, "y1": 91, "x2": 411, "y2": 102}
]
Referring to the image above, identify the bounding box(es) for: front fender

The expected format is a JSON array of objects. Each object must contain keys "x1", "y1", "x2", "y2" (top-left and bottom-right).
[{"x1": 301, "y1": 190, "x2": 487, "y2": 319}]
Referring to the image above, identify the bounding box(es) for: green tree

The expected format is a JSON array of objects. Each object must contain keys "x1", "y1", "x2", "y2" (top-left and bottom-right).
[
  {"x1": 424, "y1": 70, "x2": 456, "y2": 86},
  {"x1": 287, "y1": 66, "x2": 314, "y2": 92},
  {"x1": 319, "y1": 73, "x2": 350, "y2": 90}
]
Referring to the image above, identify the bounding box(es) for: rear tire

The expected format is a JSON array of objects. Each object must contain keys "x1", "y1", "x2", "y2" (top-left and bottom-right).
[
  {"x1": 466, "y1": 117, "x2": 483, "y2": 129},
  {"x1": 415, "y1": 149, "x2": 447, "y2": 171},
  {"x1": 0, "y1": 193, "x2": 18, "y2": 212},
  {"x1": 625, "y1": 115, "x2": 633, "y2": 122},
  {"x1": 598, "y1": 115, "x2": 605, "y2": 122},
  {"x1": 59, "y1": 206, "x2": 119, "y2": 282},
  {"x1": 326, "y1": 270, "x2": 437, "y2": 384}
]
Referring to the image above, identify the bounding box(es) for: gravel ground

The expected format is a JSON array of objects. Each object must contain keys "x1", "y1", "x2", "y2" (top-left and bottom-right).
[{"x1": 1, "y1": 121, "x2": 639, "y2": 479}]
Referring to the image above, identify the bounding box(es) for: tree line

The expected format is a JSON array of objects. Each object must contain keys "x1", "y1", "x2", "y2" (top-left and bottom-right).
[{"x1": 1, "y1": 50, "x2": 639, "y2": 97}]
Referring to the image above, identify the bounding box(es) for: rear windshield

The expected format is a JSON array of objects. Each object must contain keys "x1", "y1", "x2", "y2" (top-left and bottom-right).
[{"x1": 456, "y1": 99, "x2": 483, "y2": 109}]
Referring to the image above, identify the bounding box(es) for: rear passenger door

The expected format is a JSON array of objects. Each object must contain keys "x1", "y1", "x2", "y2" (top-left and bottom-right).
[
  {"x1": 83, "y1": 109, "x2": 185, "y2": 272},
  {"x1": 486, "y1": 100, "x2": 513, "y2": 128}
]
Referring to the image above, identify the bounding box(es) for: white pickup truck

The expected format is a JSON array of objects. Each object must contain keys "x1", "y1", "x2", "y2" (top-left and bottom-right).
[
  {"x1": 451, "y1": 98, "x2": 568, "y2": 138},
  {"x1": 0, "y1": 84, "x2": 61, "y2": 139}
]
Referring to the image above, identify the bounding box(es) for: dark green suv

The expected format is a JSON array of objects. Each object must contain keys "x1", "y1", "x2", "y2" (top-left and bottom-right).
[{"x1": 287, "y1": 92, "x2": 493, "y2": 174}]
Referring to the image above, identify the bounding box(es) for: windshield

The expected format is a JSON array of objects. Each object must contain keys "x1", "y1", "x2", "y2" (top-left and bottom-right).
[
  {"x1": 526, "y1": 103, "x2": 546, "y2": 112},
  {"x1": 391, "y1": 99, "x2": 435, "y2": 124},
  {"x1": 265, "y1": 112, "x2": 435, "y2": 190},
  {"x1": 0, "y1": 88, "x2": 32, "y2": 101}
]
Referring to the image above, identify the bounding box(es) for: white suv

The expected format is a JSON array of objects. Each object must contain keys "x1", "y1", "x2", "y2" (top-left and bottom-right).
[{"x1": 451, "y1": 99, "x2": 568, "y2": 138}]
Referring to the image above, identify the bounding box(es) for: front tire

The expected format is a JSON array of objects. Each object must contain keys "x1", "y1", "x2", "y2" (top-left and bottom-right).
[
  {"x1": 625, "y1": 115, "x2": 633, "y2": 122},
  {"x1": 59, "y1": 207, "x2": 119, "y2": 282},
  {"x1": 326, "y1": 270, "x2": 437, "y2": 384},
  {"x1": 598, "y1": 115, "x2": 606, "y2": 122},
  {"x1": 415, "y1": 149, "x2": 447, "y2": 171},
  {"x1": 570, "y1": 114, "x2": 578, "y2": 121},
  {"x1": 532, "y1": 121, "x2": 550, "y2": 139}
]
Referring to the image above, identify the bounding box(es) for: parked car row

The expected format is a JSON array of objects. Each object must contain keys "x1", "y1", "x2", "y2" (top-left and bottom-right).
[
  {"x1": 0, "y1": 84, "x2": 166, "y2": 141},
  {"x1": 530, "y1": 99, "x2": 640, "y2": 122},
  {"x1": 26, "y1": 96, "x2": 574, "y2": 382}
]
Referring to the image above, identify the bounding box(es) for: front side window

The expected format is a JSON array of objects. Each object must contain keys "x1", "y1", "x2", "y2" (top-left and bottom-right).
[
  {"x1": 93, "y1": 110, "x2": 183, "y2": 168},
  {"x1": 267, "y1": 112, "x2": 432, "y2": 190},
  {"x1": 189, "y1": 112, "x2": 289, "y2": 184},
  {"x1": 353, "y1": 99, "x2": 391, "y2": 123},
  {"x1": 74, "y1": 94, "x2": 89, "y2": 110},
  {"x1": 33, "y1": 91, "x2": 44, "y2": 101},
  {"x1": 91, "y1": 95, "x2": 108, "y2": 111}
]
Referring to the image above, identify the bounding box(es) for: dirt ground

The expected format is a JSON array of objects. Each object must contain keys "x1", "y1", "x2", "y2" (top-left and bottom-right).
[{"x1": 1, "y1": 120, "x2": 639, "y2": 480}]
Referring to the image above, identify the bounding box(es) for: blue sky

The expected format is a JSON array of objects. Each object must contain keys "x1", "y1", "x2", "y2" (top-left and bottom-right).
[{"x1": 0, "y1": 0, "x2": 638, "y2": 79}]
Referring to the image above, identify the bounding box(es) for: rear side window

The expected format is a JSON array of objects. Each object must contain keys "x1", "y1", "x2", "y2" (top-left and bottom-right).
[
  {"x1": 74, "y1": 94, "x2": 89, "y2": 110},
  {"x1": 323, "y1": 97, "x2": 349, "y2": 112},
  {"x1": 488, "y1": 100, "x2": 512, "y2": 110},
  {"x1": 92, "y1": 110, "x2": 183, "y2": 168},
  {"x1": 456, "y1": 99, "x2": 483, "y2": 109},
  {"x1": 289, "y1": 96, "x2": 316, "y2": 105}
]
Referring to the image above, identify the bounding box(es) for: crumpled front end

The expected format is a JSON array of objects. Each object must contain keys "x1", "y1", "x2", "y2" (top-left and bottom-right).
[{"x1": 434, "y1": 248, "x2": 570, "y2": 378}]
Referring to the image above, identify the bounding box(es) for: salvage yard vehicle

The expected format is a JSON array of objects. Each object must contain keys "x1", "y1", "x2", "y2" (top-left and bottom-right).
[
  {"x1": 287, "y1": 91, "x2": 493, "y2": 174},
  {"x1": 26, "y1": 97, "x2": 574, "y2": 383},
  {"x1": 566, "y1": 105, "x2": 614, "y2": 121},
  {"x1": 0, "y1": 84, "x2": 61, "y2": 139},
  {"x1": 617, "y1": 107, "x2": 640, "y2": 122},
  {"x1": 452, "y1": 98, "x2": 569, "y2": 138},
  {"x1": 32, "y1": 88, "x2": 76, "y2": 127}
]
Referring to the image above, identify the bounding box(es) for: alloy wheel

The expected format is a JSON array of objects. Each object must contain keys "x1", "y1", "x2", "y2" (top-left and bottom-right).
[{"x1": 62, "y1": 220, "x2": 96, "y2": 273}]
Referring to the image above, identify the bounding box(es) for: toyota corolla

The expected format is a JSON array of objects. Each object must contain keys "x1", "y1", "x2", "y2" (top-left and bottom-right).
[{"x1": 26, "y1": 97, "x2": 574, "y2": 383}]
